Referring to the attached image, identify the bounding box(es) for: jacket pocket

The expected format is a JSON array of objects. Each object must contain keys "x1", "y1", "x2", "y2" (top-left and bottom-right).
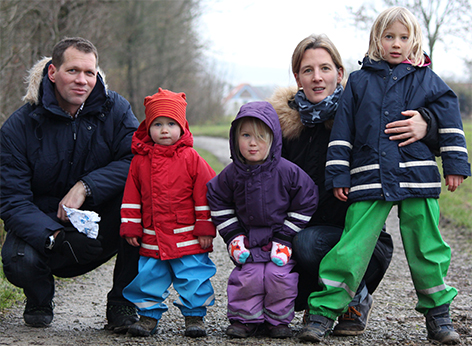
[
  {"x1": 175, "y1": 208, "x2": 195, "y2": 225},
  {"x1": 351, "y1": 143, "x2": 378, "y2": 170},
  {"x1": 399, "y1": 141, "x2": 434, "y2": 161}
]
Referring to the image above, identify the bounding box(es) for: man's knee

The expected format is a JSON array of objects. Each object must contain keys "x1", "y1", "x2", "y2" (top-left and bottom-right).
[
  {"x1": 1, "y1": 233, "x2": 48, "y2": 287},
  {"x1": 293, "y1": 226, "x2": 343, "y2": 268}
]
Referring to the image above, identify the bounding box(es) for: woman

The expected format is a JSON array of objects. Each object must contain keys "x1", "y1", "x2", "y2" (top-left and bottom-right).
[{"x1": 268, "y1": 34, "x2": 439, "y2": 338}]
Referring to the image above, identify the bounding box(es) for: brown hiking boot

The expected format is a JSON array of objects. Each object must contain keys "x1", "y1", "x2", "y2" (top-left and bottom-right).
[
  {"x1": 184, "y1": 316, "x2": 206, "y2": 337},
  {"x1": 333, "y1": 293, "x2": 373, "y2": 336},
  {"x1": 127, "y1": 316, "x2": 158, "y2": 337}
]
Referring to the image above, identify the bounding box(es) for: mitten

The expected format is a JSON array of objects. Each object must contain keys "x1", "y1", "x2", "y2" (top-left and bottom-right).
[
  {"x1": 271, "y1": 241, "x2": 292, "y2": 266},
  {"x1": 228, "y1": 235, "x2": 250, "y2": 264},
  {"x1": 53, "y1": 230, "x2": 103, "y2": 264}
]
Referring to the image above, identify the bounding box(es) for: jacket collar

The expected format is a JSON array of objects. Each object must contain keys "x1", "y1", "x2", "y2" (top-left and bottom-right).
[
  {"x1": 361, "y1": 53, "x2": 432, "y2": 73},
  {"x1": 131, "y1": 120, "x2": 194, "y2": 156}
]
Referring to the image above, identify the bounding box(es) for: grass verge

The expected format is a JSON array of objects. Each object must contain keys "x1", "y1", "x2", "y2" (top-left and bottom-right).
[
  {"x1": 194, "y1": 147, "x2": 225, "y2": 174},
  {"x1": 190, "y1": 118, "x2": 231, "y2": 139},
  {"x1": 437, "y1": 118, "x2": 472, "y2": 230}
]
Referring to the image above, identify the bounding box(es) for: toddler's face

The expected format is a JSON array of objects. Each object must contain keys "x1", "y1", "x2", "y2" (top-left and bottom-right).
[
  {"x1": 149, "y1": 116, "x2": 182, "y2": 146},
  {"x1": 381, "y1": 21, "x2": 412, "y2": 65},
  {"x1": 238, "y1": 121, "x2": 270, "y2": 165}
]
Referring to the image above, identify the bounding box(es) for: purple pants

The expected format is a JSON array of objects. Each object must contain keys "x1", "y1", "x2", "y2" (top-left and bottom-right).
[{"x1": 227, "y1": 260, "x2": 298, "y2": 326}]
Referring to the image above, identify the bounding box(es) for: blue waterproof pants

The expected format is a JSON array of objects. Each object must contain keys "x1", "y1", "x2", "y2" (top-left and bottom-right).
[
  {"x1": 123, "y1": 253, "x2": 216, "y2": 320},
  {"x1": 308, "y1": 198, "x2": 457, "y2": 321}
]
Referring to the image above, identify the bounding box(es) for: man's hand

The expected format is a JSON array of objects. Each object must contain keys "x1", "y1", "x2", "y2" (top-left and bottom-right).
[
  {"x1": 52, "y1": 230, "x2": 102, "y2": 264},
  {"x1": 57, "y1": 181, "x2": 87, "y2": 221},
  {"x1": 385, "y1": 110, "x2": 427, "y2": 147}
]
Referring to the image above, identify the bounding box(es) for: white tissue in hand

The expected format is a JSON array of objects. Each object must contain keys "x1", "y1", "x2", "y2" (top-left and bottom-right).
[{"x1": 63, "y1": 206, "x2": 100, "y2": 239}]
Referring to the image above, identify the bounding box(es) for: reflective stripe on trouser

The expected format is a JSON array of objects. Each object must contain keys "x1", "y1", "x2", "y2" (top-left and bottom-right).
[
  {"x1": 307, "y1": 198, "x2": 457, "y2": 321},
  {"x1": 227, "y1": 260, "x2": 298, "y2": 326},
  {"x1": 123, "y1": 253, "x2": 216, "y2": 320}
]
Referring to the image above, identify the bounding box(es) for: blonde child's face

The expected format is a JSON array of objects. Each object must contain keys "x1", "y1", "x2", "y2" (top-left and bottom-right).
[
  {"x1": 238, "y1": 121, "x2": 270, "y2": 165},
  {"x1": 381, "y1": 21, "x2": 412, "y2": 65},
  {"x1": 149, "y1": 116, "x2": 182, "y2": 146}
]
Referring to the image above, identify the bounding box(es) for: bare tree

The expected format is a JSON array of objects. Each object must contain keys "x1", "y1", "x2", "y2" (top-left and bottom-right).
[
  {"x1": 0, "y1": 0, "x2": 226, "y2": 126},
  {"x1": 346, "y1": 0, "x2": 472, "y2": 69},
  {"x1": 104, "y1": 0, "x2": 226, "y2": 122}
]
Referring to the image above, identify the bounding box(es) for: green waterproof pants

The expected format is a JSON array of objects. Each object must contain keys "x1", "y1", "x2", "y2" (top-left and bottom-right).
[{"x1": 307, "y1": 198, "x2": 457, "y2": 321}]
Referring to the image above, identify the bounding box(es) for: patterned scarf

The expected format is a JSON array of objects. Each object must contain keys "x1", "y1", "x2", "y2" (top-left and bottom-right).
[{"x1": 294, "y1": 85, "x2": 343, "y2": 127}]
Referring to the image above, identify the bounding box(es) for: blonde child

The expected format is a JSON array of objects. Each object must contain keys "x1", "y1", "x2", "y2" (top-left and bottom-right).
[
  {"x1": 120, "y1": 88, "x2": 217, "y2": 338},
  {"x1": 206, "y1": 101, "x2": 318, "y2": 338},
  {"x1": 299, "y1": 7, "x2": 470, "y2": 345}
]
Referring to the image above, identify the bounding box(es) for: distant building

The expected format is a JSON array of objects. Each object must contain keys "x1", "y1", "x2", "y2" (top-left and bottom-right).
[{"x1": 223, "y1": 83, "x2": 276, "y2": 116}]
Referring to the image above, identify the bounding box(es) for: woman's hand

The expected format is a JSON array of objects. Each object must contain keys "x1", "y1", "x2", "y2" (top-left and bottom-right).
[{"x1": 385, "y1": 110, "x2": 427, "y2": 147}]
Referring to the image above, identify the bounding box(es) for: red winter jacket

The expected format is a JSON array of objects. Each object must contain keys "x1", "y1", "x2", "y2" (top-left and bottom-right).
[{"x1": 120, "y1": 121, "x2": 216, "y2": 260}]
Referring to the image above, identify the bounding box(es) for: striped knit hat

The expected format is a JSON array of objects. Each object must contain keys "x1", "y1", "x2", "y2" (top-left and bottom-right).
[{"x1": 144, "y1": 88, "x2": 188, "y2": 134}]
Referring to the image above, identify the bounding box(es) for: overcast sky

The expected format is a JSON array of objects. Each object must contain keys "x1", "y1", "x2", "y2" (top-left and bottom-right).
[{"x1": 199, "y1": 0, "x2": 468, "y2": 87}]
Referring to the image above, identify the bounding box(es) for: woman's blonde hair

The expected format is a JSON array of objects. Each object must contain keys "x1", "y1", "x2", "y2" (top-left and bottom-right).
[
  {"x1": 234, "y1": 117, "x2": 273, "y2": 164},
  {"x1": 291, "y1": 34, "x2": 345, "y2": 84},
  {"x1": 367, "y1": 6, "x2": 425, "y2": 66}
]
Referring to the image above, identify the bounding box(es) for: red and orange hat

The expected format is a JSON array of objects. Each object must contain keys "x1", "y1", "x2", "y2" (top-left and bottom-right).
[{"x1": 144, "y1": 88, "x2": 188, "y2": 133}]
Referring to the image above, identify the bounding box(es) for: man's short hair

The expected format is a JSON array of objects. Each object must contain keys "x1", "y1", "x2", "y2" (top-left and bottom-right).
[{"x1": 51, "y1": 37, "x2": 98, "y2": 68}]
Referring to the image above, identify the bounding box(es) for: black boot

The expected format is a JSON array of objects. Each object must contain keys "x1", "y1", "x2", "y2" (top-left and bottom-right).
[{"x1": 425, "y1": 304, "x2": 460, "y2": 345}]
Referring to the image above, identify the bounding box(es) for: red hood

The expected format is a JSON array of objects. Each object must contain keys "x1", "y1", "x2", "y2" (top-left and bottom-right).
[{"x1": 131, "y1": 120, "x2": 193, "y2": 156}]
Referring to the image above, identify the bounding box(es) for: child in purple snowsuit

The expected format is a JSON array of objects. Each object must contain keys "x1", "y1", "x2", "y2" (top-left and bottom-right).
[{"x1": 206, "y1": 101, "x2": 319, "y2": 338}]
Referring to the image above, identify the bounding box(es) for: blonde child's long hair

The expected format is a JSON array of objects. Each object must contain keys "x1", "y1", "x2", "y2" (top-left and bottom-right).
[
  {"x1": 367, "y1": 6, "x2": 425, "y2": 66},
  {"x1": 234, "y1": 117, "x2": 273, "y2": 164}
]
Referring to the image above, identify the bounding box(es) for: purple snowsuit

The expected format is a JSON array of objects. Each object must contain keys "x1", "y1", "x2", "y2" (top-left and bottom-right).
[{"x1": 207, "y1": 101, "x2": 318, "y2": 326}]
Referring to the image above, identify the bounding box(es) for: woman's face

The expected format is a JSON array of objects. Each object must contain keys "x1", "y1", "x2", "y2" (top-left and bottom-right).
[{"x1": 295, "y1": 48, "x2": 343, "y2": 104}]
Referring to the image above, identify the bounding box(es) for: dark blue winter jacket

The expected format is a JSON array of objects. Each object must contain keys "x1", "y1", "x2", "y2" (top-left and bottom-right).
[
  {"x1": 0, "y1": 58, "x2": 139, "y2": 254},
  {"x1": 326, "y1": 56, "x2": 470, "y2": 202}
]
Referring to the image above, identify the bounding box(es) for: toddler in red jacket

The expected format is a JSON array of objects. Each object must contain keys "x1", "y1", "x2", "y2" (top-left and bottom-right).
[{"x1": 120, "y1": 88, "x2": 217, "y2": 338}]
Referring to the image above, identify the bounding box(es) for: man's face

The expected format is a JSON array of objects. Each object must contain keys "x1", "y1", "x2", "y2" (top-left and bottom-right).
[{"x1": 48, "y1": 47, "x2": 97, "y2": 115}]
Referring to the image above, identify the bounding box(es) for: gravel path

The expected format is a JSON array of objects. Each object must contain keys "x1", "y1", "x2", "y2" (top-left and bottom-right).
[{"x1": 0, "y1": 137, "x2": 471, "y2": 346}]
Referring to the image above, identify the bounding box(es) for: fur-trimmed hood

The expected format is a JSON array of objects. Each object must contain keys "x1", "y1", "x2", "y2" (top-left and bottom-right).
[
  {"x1": 267, "y1": 86, "x2": 304, "y2": 141},
  {"x1": 268, "y1": 86, "x2": 335, "y2": 140},
  {"x1": 22, "y1": 56, "x2": 107, "y2": 105}
]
